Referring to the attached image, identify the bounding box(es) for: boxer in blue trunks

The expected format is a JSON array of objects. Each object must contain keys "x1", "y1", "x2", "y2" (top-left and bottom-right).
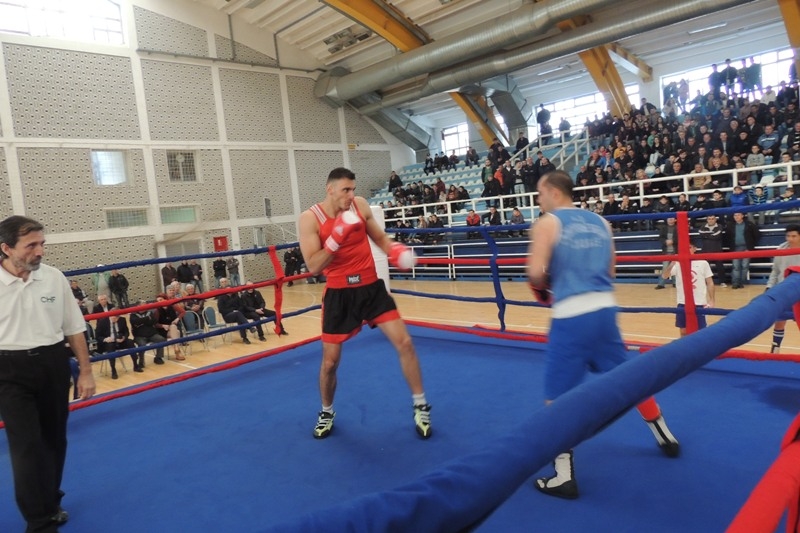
[{"x1": 527, "y1": 170, "x2": 680, "y2": 499}]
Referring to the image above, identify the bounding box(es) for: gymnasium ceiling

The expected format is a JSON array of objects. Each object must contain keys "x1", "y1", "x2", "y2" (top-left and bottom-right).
[{"x1": 190, "y1": 0, "x2": 786, "y2": 128}]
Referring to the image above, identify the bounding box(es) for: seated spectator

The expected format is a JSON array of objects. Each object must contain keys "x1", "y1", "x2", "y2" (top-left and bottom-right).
[
  {"x1": 689, "y1": 163, "x2": 711, "y2": 191},
  {"x1": 618, "y1": 194, "x2": 639, "y2": 232},
  {"x1": 481, "y1": 205, "x2": 500, "y2": 225},
  {"x1": 507, "y1": 207, "x2": 526, "y2": 237},
  {"x1": 675, "y1": 193, "x2": 691, "y2": 212},
  {"x1": 95, "y1": 314, "x2": 138, "y2": 379},
  {"x1": 446, "y1": 185, "x2": 460, "y2": 210},
  {"x1": 183, "y1": 283, "x2": 205, "y2": 325},
  {"x1": 155, "y1": 292, "x2": 185, "y2": 360},
  {"x1": 427, "y1": 213, "x2": 445, "y2": 244},
  {"x1": 216, "y1": 278, "x2": 260, "y2": 345},
  {"x1": 447, "y1": 151, "x2": 460, "y2": 170},
  {"x1": 465, "y1": 147, "x2": 480, "y2": 168},
  {"x1": 466, "y1": 209, "x2": 481, "y2": 239},
  {"x1": 130, "y1": 301, "x2": 166, "y2": 366},
  {"x1": 241, "y1": 281, "x2": 287, "y2": 336},
  {"x1": 423, "y1": 153, "x2": 436, "y2": 175}
]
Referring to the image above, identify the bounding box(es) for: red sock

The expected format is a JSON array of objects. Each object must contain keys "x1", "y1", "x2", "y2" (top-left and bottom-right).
[{"x1": 636, "y1": 397, "x2": 661, "y2": 421}]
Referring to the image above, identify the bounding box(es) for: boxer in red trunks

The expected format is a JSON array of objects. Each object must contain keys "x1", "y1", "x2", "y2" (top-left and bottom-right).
[{"x1": 299, "y1": 167, "x2": 431, "y2": 439}]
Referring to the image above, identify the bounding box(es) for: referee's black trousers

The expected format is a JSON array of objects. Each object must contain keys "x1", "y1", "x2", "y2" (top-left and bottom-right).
[{"x1": 0, "y1": 344, "x2": 71, "y2": 533}]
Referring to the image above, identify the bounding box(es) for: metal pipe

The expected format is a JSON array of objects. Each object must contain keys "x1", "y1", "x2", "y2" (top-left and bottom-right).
[
  {"x1": 320, "y1": 0, "x2": 619, "y2": 104},
  {"x1": 357, "y1": 0, "x2": 756, "y2": 115}
]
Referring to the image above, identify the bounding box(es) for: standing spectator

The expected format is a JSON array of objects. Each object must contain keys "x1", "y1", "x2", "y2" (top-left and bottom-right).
[
  {"x1": 0, "y1": 215, "x2": 96, "y2": 531},
  {"x1": 662, "y1": 241, "x2": 715, "y2": 336},
  {"x1": 212, "y1": 258, "x2": 227, "y2": 288},
  {"x1": 559, "y1": 117, "x2": 571, "y2": 142},
  {"x1": 92, "y1": 265, "x2": 110, "y2": 298},
  {"x1": 656, "y1": 217, "x2": 678, "y2": 289},
  {"x1": 284, "y1": 247, "x2": 300, "y2": 286},
  {"x1": 536, "y1": 104, "x2": 551, "y2": 136},
  {"x1": 515, "y1": 131, "x2": 530, "y2": 160},
  {"x1": 698, "y1": 214, "x2": 727, "y2": 287},
  {"x1": 721, "y1": 59, "x2": 740, "y2": 97},
  {"x1": 176, "y1": 260, "x2": 193, "y2": 292},
  {"x1": 540, "y1": 122, "x2": 553, "y2": 146},
  {"x1": 71, "y1": 279, "x2": 90, "y2": 315},
  {"x1": 481, "y1": 175, "x2": 502, "y2": 209},
  {"x1": 480, "y1": 159, "x2": 494, "y2": 183},
  {"x1": 226, "y1": 256, "x2": 241, "y2": 287},
  {"x1": 765, "y1": 225, "x2": 800, "y2": 354},
  {"x1": 388, "y1": 171, "x2": 403, "y2": 192},
  {"x1": 188, "y1": 259, "x2": 203, "y2": 293},
  {"x1": 725, "y1": 212, "x2": 760, "y2": 289},
  {"x1": 748, "y1": 185, "x2": 768, "y2": 225},
  {"x1": 161, "y1": 262, "x2": 177, "y2": 291}
]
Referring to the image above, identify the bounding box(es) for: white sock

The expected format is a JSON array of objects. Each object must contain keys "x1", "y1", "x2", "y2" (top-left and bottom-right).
[
  {"x1": 321, "y1": 405, "x2": 334, "y2": 414},
  {"x1": 647, "y1": 415, "x2": 677, "y2": 445},
  {"x1": 540, "y1": 452, "x2": 574, "y2": 487},
  {"x1": 412, "y1": 393, "x2": 427, "y2": 407}
]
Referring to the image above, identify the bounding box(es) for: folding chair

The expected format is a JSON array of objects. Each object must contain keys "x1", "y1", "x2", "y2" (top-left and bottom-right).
[
  {"x1": 181, "y1": 310, "x2": 206, "y2": 355},
  {"x1": 203, "y1": 307, "x2": 229, "y2": 346}
]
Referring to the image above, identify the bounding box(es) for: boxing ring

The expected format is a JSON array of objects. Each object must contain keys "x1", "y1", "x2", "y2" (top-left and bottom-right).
[{"x1": 0, "y1": 205, "x2": 799, "y2": 532}]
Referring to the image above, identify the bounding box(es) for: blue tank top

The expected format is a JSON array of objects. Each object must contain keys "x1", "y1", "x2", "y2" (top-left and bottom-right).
[{"x1": 549, "y1": 208, "x2": 614, "y2": 302}]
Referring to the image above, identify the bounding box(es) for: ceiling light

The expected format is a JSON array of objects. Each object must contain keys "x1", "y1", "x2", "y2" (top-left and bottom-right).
[
  {"x1": 538, "y1": 66, "x2": 564, "y2": 76},
  {"x1": 687, "y1": 23, "x2": 728, "y2": 35}
]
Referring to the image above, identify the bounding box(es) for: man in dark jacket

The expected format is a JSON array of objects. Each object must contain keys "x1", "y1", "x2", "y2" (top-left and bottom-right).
[
  {"x1": 241, "y1": 282, "x2": 288, "y2": 336},
  {"x1": 130, "y1": 303, "x2": 166, "y2": 366},
  {"x1": 108, "y1": 269, "x2": 130, "y2": 308},
  {"x1": 217, "y1": 278, "x2": 260, "y2": 344},
  {"x1": 725, "y1": 212, "x2": 760, "y2": 289}
]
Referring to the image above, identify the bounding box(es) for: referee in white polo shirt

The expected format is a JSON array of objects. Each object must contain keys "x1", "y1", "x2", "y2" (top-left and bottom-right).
[{"x1": 0, "y1": 215, "x2": 95, "y2": 533}]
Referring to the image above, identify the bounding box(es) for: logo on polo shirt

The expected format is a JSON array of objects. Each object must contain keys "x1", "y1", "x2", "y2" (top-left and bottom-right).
[
  {"x1": 40, "y1": 296, "x2": 56, "y2": 303},
  {"x1": 346, "y1": 274, "x2": 361, "y2": 285}
]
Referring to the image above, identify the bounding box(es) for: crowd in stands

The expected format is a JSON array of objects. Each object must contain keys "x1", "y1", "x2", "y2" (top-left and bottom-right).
[
  {"x1": 69, "y1": 257, "x2": 288, "y2": 381},
  {"x1": 573, "y1": 58, "x2": 799, "y2": 223}
]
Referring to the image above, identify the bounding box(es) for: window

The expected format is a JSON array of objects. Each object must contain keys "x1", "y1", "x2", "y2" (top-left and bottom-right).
[
  {"x1": 91, "y1": 150, "x2": 128, "y2": 186},
  {"x1": 538, "y1": 83, "x2": 639, "y2": 138},
  {"x1": 440, "y1": 123, "x2": 470, "y2": 155},
  {"x1": 167, "y1": 151, "x2": 198, "y2": 182},
  {"x1": 0, "y1": 0, "x2": 124, "y2": 45},
  {"x1": 106, "y1": 208, "x2": 147, "y2": 228},
  {"x1": 160, "y1": 206, "x2": 198, "y2": 224}
]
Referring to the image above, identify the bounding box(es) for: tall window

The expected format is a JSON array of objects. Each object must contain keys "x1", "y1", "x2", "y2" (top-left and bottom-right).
[
  {"x1": 0, "y1": 0, "x2": 124, "y2": 45},
  {"x1": 167, "y1": 151, "x2": 198, "y2": 182},
  {"x1": 440, "y1": 123, "x2": 470, "y2": 155},
  {"x1": 91, "y1": 150, "x2": 128, "y2": 186}
]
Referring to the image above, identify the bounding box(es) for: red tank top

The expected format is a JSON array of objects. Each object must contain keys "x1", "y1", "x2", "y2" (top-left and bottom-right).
[{"x1": 310, "y1": 204, "x2": 377, "y2": 289}]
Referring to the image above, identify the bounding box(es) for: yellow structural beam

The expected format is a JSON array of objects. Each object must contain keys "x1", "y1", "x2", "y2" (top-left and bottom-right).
[
  {"x1": 777, "y1": 0, "x2": 800, "y2": 78},
  {"x1": 323, "y1": 0, "x2": 425, "y2": 52},
  {"x1": 328, "y1": 0, "x2": 499, "y2": 146},
  {"x1": 558, "y1": 18, "x2": 629, "y2": 118},
  {"x1": 450, "y1": 92, "x2": 500, "y2": 147},
  {"x1": 605, "y1": 42, "x2": 653, "y2": 83}
]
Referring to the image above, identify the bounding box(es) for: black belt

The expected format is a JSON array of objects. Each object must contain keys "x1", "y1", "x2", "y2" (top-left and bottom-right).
[{"x1": 0, "y1": 342, "x2": 65, "y2": 357}]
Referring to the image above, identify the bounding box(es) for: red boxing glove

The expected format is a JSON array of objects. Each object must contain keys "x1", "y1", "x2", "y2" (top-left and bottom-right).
[
  {"x1": 324, "y1": 210, "x2": 362, "y2": 254},
  {"x1": 389, "y1": 242, "x2": 416, "y2": 271},
  {"x1": 529, "y1": 272, "x2": 553, "y2": 306}
]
